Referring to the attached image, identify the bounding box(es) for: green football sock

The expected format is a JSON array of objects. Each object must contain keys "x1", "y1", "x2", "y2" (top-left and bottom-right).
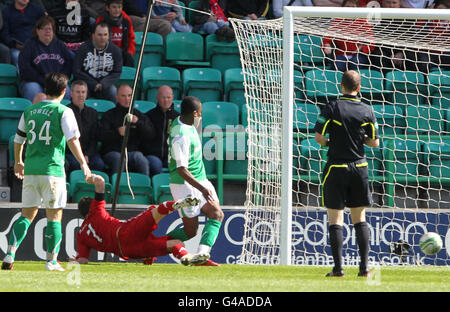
[
  {"x1": 7, "y1": 216, "x2": 31, "y2": 259},
  {"x1": 199, "y1": 219, "x2": 222, "y2": 247},
  {"x1": 45, "y1": 221, "x2": 62, "y2": 255},
  {"x1": 167, "y1": 227, "x2": 190, "y2": 242}
]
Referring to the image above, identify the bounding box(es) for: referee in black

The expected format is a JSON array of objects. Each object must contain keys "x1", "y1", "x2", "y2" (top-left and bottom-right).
[{"x1": 314, "y1": 70, "x2": 380, "y2": 277}]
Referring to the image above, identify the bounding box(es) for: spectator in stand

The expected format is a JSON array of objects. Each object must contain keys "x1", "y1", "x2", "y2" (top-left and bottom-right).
[
  {"x1": 401, "y1": 0, "x2": 434, "y2": 7},
  {"x1": 18, "y1": 16, "x2": 73, "y2": 102},
  {"x1": 47, "y1": 0, "x2": 91, "y2": 55},
  {"x1": 226, "y1": 0, "x2": 270, "y2": 20},
  {"x1": 79, "y1": 0, "x2": 107, "y2": 21},
  {"x1": 369, "y1": 0, "x2": 429, "y2": 73},
  {"x1": 100, "y1": 84, "x2": 155, "y2": 177},
  {"x1": 96, "y1": 0, "x2": 136, "y2": 67},
  {"x1": 0, "y1": 0, "x2": 46, "y2": 67},
  {"x1": 66, "y1": 80, "x2": 105, "y2": 175},
  {"x1": 124, "y1": 0, "x2": 173, "y2": 37},
  {"x1": 143, "y1": 85, "x2": 180, "y2": 177},
  {"x1": 152, "y1": 0, "x2": 192, "y2": 33},
  {"x1": 272, "y1": 0, "x2": 314, "y2": 19},
  {"x1": 73, "y1": 22, "x2": 122, "y2": 102},
  {"x1": 191, "y1": 0, "x2": 234, "y2": 41},
  {"x1": 322, "y1": 0, "x2": 374, "y2": 72},
  {"x1": 313, "y1": 0, "x2": 343, "y2": 5},
  {"x1": 0, "y1": 11, "x2": 12, "y2": 64}
]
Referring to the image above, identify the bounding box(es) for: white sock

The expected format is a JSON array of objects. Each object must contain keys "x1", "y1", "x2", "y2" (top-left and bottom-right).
[{"x1": 197, "y1": 244, "x2": 211, "y2": 254}]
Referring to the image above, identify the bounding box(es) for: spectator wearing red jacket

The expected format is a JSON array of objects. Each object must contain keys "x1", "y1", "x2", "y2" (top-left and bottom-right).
[
  {"x1": 96, "y1": 0, "x2": 136, "y2": 67},
  {"x1": 322, "y1": 0, "x2": 374, "y2": 72}
]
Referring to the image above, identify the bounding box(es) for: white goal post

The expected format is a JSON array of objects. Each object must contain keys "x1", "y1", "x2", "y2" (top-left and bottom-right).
[{"x1": 230, "y1": 7, "x2": 450, "y2": 266}]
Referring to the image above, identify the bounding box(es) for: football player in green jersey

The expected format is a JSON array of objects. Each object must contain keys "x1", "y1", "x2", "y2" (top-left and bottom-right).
[
  {"x1": 2, "y1": 73, "x2": 91, "y2": 271},
  {"x1": 167, "y1": 96, "x2": 223, "y2": 266}
]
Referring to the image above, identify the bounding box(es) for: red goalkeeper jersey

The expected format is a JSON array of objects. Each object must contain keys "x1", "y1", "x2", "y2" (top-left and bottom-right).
[{"x1": 76, "y1": 199, "x2": 124, "y2": 260}]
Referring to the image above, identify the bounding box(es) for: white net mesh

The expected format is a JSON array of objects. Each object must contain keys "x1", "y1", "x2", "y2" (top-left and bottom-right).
[{"x1": 231, "y1": 13, "x2": 450, "y2": 266}]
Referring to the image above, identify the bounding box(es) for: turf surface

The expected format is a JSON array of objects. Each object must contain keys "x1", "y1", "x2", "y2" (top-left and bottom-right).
[{"x1": 0, "y1": 261, "x2": 448, "y2": 292}]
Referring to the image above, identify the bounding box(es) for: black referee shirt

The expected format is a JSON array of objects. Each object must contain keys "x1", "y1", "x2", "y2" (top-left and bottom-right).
[{"x1": 313, "y1": 94, "x2": 379, "y2": 163}]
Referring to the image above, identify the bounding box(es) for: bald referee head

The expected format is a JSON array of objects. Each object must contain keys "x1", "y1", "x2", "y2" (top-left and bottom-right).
[{"x1": 340, "y1": 70, "x2": 361, "y2": 95}]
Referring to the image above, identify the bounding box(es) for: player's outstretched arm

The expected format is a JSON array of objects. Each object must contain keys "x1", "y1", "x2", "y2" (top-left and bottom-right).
[
  {"x1": 86, "y1": 174, "x2": 105, "y2": 194},
  {"x1": 67, "y1": 137, "x2": 91, "y2": 179},
  {"x1": 364, "y1": 135, "x2": 380, "y2": 148},
  {"x1": 314, "y1": 132, "x2": 330, "y2": 148}
]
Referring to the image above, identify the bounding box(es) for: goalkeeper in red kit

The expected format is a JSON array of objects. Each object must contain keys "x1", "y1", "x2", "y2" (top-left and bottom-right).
[{"x1": 71, "y1": 173, "x2": 210, "y2": 265}]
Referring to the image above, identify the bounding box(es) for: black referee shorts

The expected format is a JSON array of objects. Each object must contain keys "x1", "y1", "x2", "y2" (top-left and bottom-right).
[{"x1": 321, "y1": 160, "x2": 373, "y2": 210}]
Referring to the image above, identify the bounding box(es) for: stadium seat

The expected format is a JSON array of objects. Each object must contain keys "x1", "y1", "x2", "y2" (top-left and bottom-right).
[
  {"x1": 202, "y1": 135, "x2": 219, "y2": 178},
  {"x1": 151, "y1": 173, "x2": 173, "y2": 203},
  {"x1": 223, "y1": 132, "x2": 248, "y2": 178},
  {"x1": 186, "y1": 0, "x2": 199, "y2": 24},
  {"x1": 182, "y1": 68, "x2": 223, "y2": 103},
  {"x1": 134, "y1": 100, "x2": 156, "y2": 114},
  {"x1": 404, "y1": 105, "x2": 444, "y2": 136},
  {"x1": 141, "y1": 66, "x2": 182, "y2": 102},
  {"x1": 224, "y1": 68, "x2": 246, "y2": 109},
  {"x1": 173, "y1": 99, "x2": 182, "y2": 113},
  {"x1": 364, "y1": 143, "x2": 384, "y2": 182},
  {"x1": 165, "y1": 32, "x2": 210, "y2": 68},
  {"x1": 358, "y1": 69, "x2": 387, "y2": 105},
  {"x1": 202, "y1": 101, "x2": 239, "y2": 130},
  {"x1": 84, "y1": 99, "x2": 115, "y2": 118},
  {"x1": 205, "y1": 34, "x2": 241, "y2": 75},
  {"x1": 297, "y1": 137, "x2": 326, "y2": 182},
  {"x1": 371, "y1": 104, "x2": 405, "y2": 137},
  {"x1": 294, "y1": 70, "x2": 306, "y2": 102},
  {"x1": 116, "y1": 66, "x2": 137, "y2": 88},
  {"x1": 0, "y1": 97, "x2": 32, "y2": 144},
  {"x1": 385, "y1": 70, "x2": 426, "y2": 108},
  {"x1": 304, "y1": 69, "x2": 342, "y2": 104},
  {"x1": 423, "y1": 140, "x2": 450, "y2": 185},
  {"x1": 111, "y1": 172, "x2": 152, "y2": 205},
  {"x1": 294, "y1": 102, "x2": 319, "y2": 133},
  {"x1": 134, "y1": 32, "x2": 164, "y2": 68},
  {"x1": 70, "y1": 170, "x2": 112, "y2": 203},
  {"x1": 294, "y1": 35, "x2": 326, "y2": 72},
  {"x1": 0, "y1": 63, "x2": 18, "y2": 97},
  {"x1": 384, "y1": 138, "x2": 425, "y2": 182},
  {"x1": 427, "y1": 70, "x2": 450, "y2": 110}
]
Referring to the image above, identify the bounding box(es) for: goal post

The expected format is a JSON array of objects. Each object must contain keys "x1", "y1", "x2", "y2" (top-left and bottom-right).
[{"x1": 230, "y1": 7, "x2": 450, "y2": 266}]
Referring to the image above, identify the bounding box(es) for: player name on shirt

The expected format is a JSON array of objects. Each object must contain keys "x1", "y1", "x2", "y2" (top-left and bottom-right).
[{"x1": 28, "y1": 108, "x2": 54, "y2": 117}]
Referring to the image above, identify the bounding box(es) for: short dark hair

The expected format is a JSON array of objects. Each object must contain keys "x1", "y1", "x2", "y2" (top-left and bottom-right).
[
  {"x1": 71, "y1": 79, "x2": 87, "y2": 90},
  {"x1": 44, "y1": 72, "x2": 68, "y2": 97},
  {"x1": 341, "y1": 70, "x2": 361, "y2": 92},
  {"x1": 93, "y1": 21, "x2": 110, "y2": 33},
  {"x1": 106, "y1": 0, "x2": 123, "y2": 5},
  {"x1": 78, "y1": 197, "x2": 93, "y2": 218},
  {"x1": 180, "y1": 96, "x2": 201, "y2": 115}
]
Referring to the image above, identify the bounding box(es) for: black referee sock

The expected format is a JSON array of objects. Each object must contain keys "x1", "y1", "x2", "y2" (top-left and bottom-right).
[
  {"x1": 329, "y1": 224, "x2": 343, "y2": 272},
  {"x1": 354, "y1": 221, "x2": 370, "y2": 273}
]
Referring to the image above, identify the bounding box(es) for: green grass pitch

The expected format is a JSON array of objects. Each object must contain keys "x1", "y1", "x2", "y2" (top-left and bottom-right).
[{"x1": 0, "y1": 261, "x2": 448, "y2": 292}]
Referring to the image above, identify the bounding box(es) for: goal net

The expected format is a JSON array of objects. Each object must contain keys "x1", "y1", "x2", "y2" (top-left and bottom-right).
[{"x1": 230, "y1": 7, "x2": 450, "y2": 266}]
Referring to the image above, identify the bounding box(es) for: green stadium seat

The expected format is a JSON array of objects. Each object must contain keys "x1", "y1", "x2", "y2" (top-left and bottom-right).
[
  {"x1": 141, "y1": 66, "x2": 182, "y2": 102},
  {"x1": 182, "y1": 68, "x2": 222, "y2": 103},
  {"x1": 173, "y1": 99, "x2": 182, "y2": 113},
  {"x1": 70, "y1": 170, "x2": 112, "y2": 203},
  {"x1": 358, "y1": 69, "x2": 387, "y2": 105},
  {"x1": 224, "y1": 68, "x2": 246, "y2": 109},
  {"x1": 372, "y1": 104, "x2": 405, "y2": 137},
  {"x1": 294, "y1": 70, "x2": 306, "y2": 102},
  {"x1": 294, "y1": 35, "x2": 326, "y2": 72},
  {"x1": 384, "y1": 138, "x2": 424, "y2": 181},
  {"x1": 305, "y1": 69, "x2": 342, "y2": 104},
  {"x1": 111, "y1": 172, "x2": 152, "y2": 205},
  {"x1": 428, "y1": 70, "x2": 450, "y2": 109},
  {"x1": 405, "y1": 105, "x2": 444, "y2": 136},
  {"x1": 446, "y1": 108, "x2": 450, "y2": 132},
  {"x1": 152, "y1": 173, "x2": 173, "y2": 203},
  {"x1": 116, "y1": 66, "x2": 137, "y2": 88},
  {"x1": 294, "y1": 102, "x2": 320, "y2": 133},
  {"x1": 134, "y1": 32, "x2": 164, "y2": 68},
  {"x1": 84, "y1": 99, "x2": 115, "y2": 118},
  {"x1": 202, "y1": 101, "x2": 239, "y2": 130},
  {"x1": 202, "y1": 135, "x2": 218, "y2": 178},
  {"x1": 186, "y1": 0, "x2": 199, "y2": 24},
  {"x1": 165, "y1": 32, "x2": 210, "y2": 68},
  {"x1": 205, "y1": 34, "x2": 240, "y2": 75},
  {"x1": 0, "y1": 63, "x2": 18, "y2": 97},
  {"x1": 134, "y1": 100, "x2": 156, "y2": 114},
  {"x1": 423, "y1": 140, "x2": 450, "y2": 185},
  {"x1": 0, "y1": 97, "x2": 32, "y2": 144},
  {"x1": 296, "y1": 137, "x2": 326, "y2": 182},
  {"x1": 223, "y1": 132, "x2": 248, "y2": 178},
  {"x1": 364, "y1": 143, "x2": 384, "y2": 182},
  {"x1": 385, "y1": 70, "x2": 426, "y2": 108}
]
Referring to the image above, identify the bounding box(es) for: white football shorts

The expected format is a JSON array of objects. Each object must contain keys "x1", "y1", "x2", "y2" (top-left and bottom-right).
[
  {"x1": 22, "y1": 175, "x2": 67, "y2": 209},
  {"x1": 170, "y1": 179, "x2": 219, "y2": 218}
]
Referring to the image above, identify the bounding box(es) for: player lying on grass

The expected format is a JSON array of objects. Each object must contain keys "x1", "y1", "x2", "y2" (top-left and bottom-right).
[{"x1": 71, "y1": 173, "x2": 210, "y2": 266}]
